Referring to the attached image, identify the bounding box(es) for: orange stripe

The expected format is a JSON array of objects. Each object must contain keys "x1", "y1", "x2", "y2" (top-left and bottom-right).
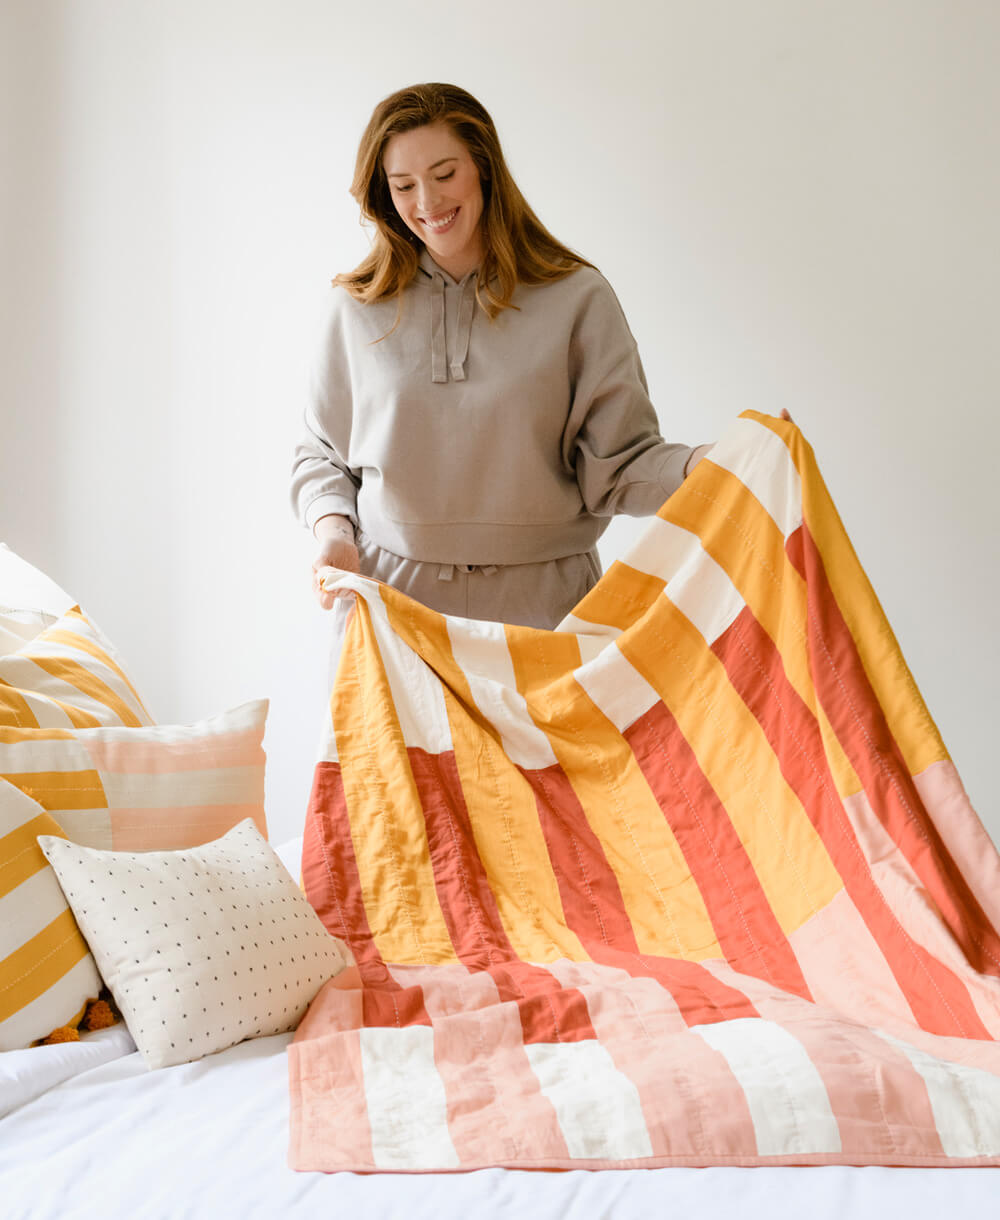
[
  {"x1": 0, "y1": 682, "x2": 40, "y2": 729},
  {"x1": 0, "y1": 813, "x2": 67, "y2": 898},
  {"x1": 0, "y1": 726, "x2": 75, "y2": 744},
  {"x1": 379, "y1": 586, "x2": 580, "y2": 962},
  {"x1": 0, "y1": 908, "x2": 91, "y2": 1022},
  {"x1": 21, "y1": 655, "x2": 144, "y2": 727},
  {"x1": 41, "y1": 625, "x2": 152, "y2": 722},
  {"x1": 1, "y1": 769, "x2": 107, "y2": 812}
]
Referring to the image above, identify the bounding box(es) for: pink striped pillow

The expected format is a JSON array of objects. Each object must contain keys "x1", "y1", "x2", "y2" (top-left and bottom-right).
[{"x1": 0, "y1": 700, "x2": 268, "y2": 851}]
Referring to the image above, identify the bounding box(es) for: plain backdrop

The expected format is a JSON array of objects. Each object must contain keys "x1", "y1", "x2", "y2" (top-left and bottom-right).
[{"x1": 1, "y1": 0, "x2": 997, "y2": 847}]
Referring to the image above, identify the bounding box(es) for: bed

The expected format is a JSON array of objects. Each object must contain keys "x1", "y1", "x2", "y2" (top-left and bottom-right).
[
  {"x1": 3, "y1": 413, "x2": 1000, "y2": 1215},
  {"x1": 1, "y1": 841, "x2": 997, "y2": 1220}
]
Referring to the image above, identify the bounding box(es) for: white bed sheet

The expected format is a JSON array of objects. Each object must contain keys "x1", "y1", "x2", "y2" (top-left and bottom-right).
[{"x1": 1, "y1": 1017, "x2": 997, "y2": 1218}]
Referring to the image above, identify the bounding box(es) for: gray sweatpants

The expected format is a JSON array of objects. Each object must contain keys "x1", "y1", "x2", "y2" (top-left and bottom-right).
[{"x1": 354, "y1": 528, "x2": 602, "y2": 629}]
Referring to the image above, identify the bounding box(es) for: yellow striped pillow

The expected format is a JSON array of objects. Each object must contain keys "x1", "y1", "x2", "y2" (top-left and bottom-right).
[
  {"x1": 0, "y1": 778, "x2": 102, "y2": 1051},
  {"x1": 0, "y1": 605, "x2": 153, "y2": 730}
]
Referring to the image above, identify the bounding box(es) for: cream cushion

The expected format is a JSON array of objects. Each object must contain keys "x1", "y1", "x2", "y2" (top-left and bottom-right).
[
  {"x1": 37, "y1": 819, "x2": 350, "y2": 1070},
  {"x1": 0, "y1": 779, "x2": 102, "y2": 1051}
]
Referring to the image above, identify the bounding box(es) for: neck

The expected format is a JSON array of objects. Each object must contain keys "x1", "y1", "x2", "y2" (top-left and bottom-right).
[{"x1": 424, "y1": 238, "x2": 483, "y2": 283}]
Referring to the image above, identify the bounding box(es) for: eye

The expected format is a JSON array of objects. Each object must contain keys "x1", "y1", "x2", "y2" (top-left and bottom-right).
[
  {"x1": 394, "y1": 183, "x2": 414, "y2": 193},
  {"x1": 436, "y1": 171, "x2": 455, "y2": 182}
]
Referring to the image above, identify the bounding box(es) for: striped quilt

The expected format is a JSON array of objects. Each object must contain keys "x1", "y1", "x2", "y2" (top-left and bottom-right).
[{"x1": 290, "y1": 410, "x2": 1000, "y2": 1171}]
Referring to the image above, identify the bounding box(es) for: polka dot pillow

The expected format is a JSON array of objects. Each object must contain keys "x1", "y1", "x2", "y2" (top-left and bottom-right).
[{"x1": 37, "y1": 819, "x2": 350, "y2": 1070}]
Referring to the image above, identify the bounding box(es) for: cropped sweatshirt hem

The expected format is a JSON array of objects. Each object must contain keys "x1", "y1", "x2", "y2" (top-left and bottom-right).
[{"x1": 353, "y1": 513, "x2": 609, "y2": 567}]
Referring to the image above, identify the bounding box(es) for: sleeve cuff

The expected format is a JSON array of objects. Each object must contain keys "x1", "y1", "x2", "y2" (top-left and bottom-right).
[
  {"x1": 656, "y1": 445, "x2": 696, "y2": 499},
  {"x1": 304, "y1": 494, "x2": 359, "y2": 534}
]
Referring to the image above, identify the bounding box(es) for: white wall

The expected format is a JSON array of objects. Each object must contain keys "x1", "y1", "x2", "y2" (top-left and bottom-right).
[{"x1": 2, "y1": 0, "x2": 997, "y2": 847}]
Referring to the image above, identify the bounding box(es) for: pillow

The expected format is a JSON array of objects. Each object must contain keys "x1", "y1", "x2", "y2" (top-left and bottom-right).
[
  {"x1": 37, "y1": 819, "x2": 350, "y2": 1070},
  {"x1": 0, "y1": 543, "x2": 76, "y2": 646},
  {"x1": 0, "y1": 604, "x2": 153, "y2": 729},
  {"x1": 0, "y1": 699, "x2": 269, "y2": 851},
  {"x1": 0, "y1": 608, "x2": 58, "y2": 658},
  {"x1": 0, "y1": 779, "x2": 103, "y2": 1051}
]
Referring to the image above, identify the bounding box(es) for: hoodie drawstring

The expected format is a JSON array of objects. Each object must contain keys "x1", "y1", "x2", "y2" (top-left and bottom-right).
[
  {"x1": 430, "y1": 274, "x2": 448, "y2": 384},
  {"x1": 428, "y1": 269, "x2": 477, "y2": 384}
]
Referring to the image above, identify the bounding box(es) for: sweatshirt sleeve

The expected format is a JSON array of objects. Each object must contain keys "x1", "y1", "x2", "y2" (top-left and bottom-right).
[
  {"x1": 290, "y1": 290, "x2": 363, "y2": 533},
  {"x1": 564, "y1": 273, "x2": 694, "y2": 518}
]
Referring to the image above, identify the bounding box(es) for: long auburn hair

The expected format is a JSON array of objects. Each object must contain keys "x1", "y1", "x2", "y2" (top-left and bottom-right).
[{"x1": 335, "y1": 83, "x2": 595, "y2": 323}]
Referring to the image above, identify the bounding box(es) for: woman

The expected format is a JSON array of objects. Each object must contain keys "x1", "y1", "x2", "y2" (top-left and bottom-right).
[{"x1": 290, "y1": 82, "x2": 715, "y2": 629}]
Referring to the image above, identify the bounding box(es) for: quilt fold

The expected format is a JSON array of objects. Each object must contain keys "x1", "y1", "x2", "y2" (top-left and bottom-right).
[{"x1": 290, "y1": 410, "x2": 1000, "y2": 1171}]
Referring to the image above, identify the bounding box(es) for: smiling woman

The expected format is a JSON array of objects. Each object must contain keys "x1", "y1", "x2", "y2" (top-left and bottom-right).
[
  {"x1": 383, "y1": 125, "x2": 485, "y2": 281},
  {"x1": 289, "y1": 82, "x2": 714, "y2": 639}
]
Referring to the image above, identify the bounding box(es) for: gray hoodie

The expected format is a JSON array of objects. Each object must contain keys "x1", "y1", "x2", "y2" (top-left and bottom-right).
[{"x1": 290, "y1": 248, "x2": 694, "y2": 566}]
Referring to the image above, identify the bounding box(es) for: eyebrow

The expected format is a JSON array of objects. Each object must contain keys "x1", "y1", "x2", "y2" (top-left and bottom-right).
[{"x1": 387, "y1": 157, "x2": 458, "y2": 179}]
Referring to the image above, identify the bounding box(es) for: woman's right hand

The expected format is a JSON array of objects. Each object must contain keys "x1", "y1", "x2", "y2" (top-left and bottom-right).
[{"x1": 311, "y1": 515, "x2": 360, "y2": 610}]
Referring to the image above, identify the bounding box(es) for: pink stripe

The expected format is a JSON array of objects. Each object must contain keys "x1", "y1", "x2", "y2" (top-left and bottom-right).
[
  {"x1": 392, "y1": 964, "x2": 571, "y2": 1162},
  {"x1": 548, "y1": 958, "x2": 758, "y2": 1159},
  {"x1": 109, "y1": 804, "x2": 266, "y2": 850},
  {"x1": 913, "y1": 761, "x2": 1000, "y2": 938},
  {"x1": 841, "y1": 786, "x2": 1000, "y2": 1039},
  {"x1": 789, "y1": 888, "x2": 917, "y2": 1030},
  {"x1": 288, "y1": 970, "x2": 375, "y2": 1171},
  {"x1": 82, "y1": 730, "x2": 264, "y2": 773}
]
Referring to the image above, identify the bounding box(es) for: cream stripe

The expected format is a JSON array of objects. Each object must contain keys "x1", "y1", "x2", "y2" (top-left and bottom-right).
[
  {"x1": 360, "y1": 1026, "x2": 460, "y2": 1169},
  {"x1": 446, "y1": 618, "x2": 556, "y2": 769},
  {"x1": 99, "y1": 764, "x2": 263, "y2": 811},
  {"x1": 44, "y1": 808, "x2": 113, "y2": 851},
  {"x1": 366, "y1": 594, "x2": 453, "y2": 755},
  {"x1": 523, "y1": 1040, "x2": 653, "y2": 1160},
  {"x1": 0, "y1": 738, "x2": 96, "y2": 771},
  {"x1": 573, "y1": 642, "x2": 660, "y2": 737},
  {"x1": 0, "y1": 685, "x2": 78, "y2": 730},
  {"x1": 875, "y1": 1030, "x2": 1000, "y2": 1158},
  {"x1": 691, "y1": 1017, "x2": 841, "y2": 1156},
  {"x1": 0, "y1": 867, "x2": 71, "y2": 945},
  {"x1": 707, "y1": 417, "x2": 804, "y2": 538}
]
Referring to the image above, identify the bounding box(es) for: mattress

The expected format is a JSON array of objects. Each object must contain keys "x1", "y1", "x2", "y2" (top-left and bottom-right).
[{"x1": 0, "y1": 838, "x2": 996, "y2": 1220}]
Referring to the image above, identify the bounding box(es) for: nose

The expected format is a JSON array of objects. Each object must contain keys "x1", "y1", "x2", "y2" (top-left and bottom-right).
[{"x1": 416, "y1": 180, "x2": 440, "y2": 215}]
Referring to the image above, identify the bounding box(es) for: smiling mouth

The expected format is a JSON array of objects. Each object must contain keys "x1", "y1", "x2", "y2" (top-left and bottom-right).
[{"x1": 421, "y1": 208, "x2": 458, "y2": 231}]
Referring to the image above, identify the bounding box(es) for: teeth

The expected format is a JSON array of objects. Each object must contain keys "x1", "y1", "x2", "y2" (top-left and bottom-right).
[{"x1": 423, "y1": 209, "x2": 457, "y2": 230}]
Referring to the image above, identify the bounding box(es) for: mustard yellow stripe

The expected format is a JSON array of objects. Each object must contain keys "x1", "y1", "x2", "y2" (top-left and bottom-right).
[
  {"x1": 505, "y1": 625, "x2": 723, "y2": 960},
  {"x1": 0, "y1": 682, "x2": 40, "y2": 730},
  {"x1": 661, "y1": 457, "x2": 861, "y2": 800},
  {"x1": 20, "y1": 655, "x2": 144, "y2": 727},
  {"x1": 751, "y1": 413, "x2": 950, "y2": 778},
  {"x1": 0, "y1": 813, "x2": 67, "y2": 899},
  {"x1": 42, "y1": 626, "x2": 152, "y2": 723},
  {"x1": 568, "y1": 561, "x2": 667, "y2": 633},
  {"x1": 332, "y1": 599, "x2": 456, "y2": 964},
  {"x1": 381, "y1": 588, "x2": 586, "y2": 963},
  {"x1": 1, "y1": 770, "x2": 107, "y2": 812},
  {"x1": 0, "y1": 726, "x2": 76, "y2": 744},
  {"x1": 617, "y1": 594, "x2": 843, "y2": 936},
  {"x1": 0, "y1": 908, "x2": 91, "y2": 1022}
]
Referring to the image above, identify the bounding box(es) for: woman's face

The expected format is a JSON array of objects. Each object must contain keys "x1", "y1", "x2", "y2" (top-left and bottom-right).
[{"x1": 382, "y1": 122, "x2": 485, "y2": 279}]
